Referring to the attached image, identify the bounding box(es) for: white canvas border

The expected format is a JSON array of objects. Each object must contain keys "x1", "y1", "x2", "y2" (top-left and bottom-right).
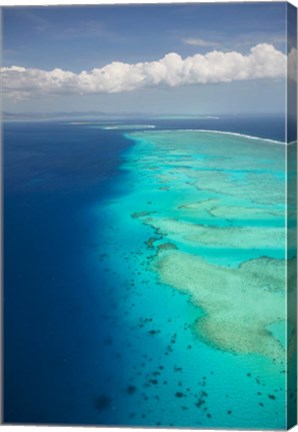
[{"x1": 1, "y1": 2, "x2": 297, "y2": 432}]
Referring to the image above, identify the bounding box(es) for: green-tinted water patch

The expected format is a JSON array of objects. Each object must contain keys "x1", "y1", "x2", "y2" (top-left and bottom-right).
[{"x1": 100, "y1": 129, "x2": 288, "y2": 429}]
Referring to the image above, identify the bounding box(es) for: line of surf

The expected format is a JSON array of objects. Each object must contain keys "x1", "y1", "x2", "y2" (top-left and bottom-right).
[
  {"x1": 152, "y1": 129, "x2": 285, "y2": 145},
  {"x1": 192, "y1": 129, "x2": 285, "y2": 145}
]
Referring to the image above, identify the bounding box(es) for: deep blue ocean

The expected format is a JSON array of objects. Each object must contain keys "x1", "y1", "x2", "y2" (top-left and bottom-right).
[{"x1": 3, "y1": 114, "x2": 287, "y2": 426}]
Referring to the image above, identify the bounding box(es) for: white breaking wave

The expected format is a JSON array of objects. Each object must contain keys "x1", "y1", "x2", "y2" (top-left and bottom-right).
[
  {"x1": 101, "y1": 124, "x2": 156, "y2": 130},
  {"x1": 173, "y1": 129, "x2": 285, "y2": 145}
]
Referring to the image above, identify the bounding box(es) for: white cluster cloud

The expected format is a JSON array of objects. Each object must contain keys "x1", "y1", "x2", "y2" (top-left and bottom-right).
[
  {"x1": 1, "y1": 43, "x2": 288, "y2": 100},
  {"x1": 183, "y1": 38, "x2": 218, "y2": 47}
]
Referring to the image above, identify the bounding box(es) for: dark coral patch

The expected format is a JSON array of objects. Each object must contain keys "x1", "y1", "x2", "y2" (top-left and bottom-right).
[
  {"x1": 157, "y1": 242, "x2": 178, "y2": 251},
  {"x1": 148, "y1": 329, "x2": 160, "y2": 336},
  {"x1": 127, "y1": 385, "x2": 137, "y2": 395},
  {"x1": 94, "y1": 395, "x2": 112, "y2": 411}
]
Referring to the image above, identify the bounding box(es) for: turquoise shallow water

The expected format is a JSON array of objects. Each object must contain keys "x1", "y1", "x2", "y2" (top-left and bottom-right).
[
  {"x1": 92, "y1": 129, "x2": 291, "y2": 429},
  {"x1": 5, "y1": 119, "x2": 295, "y2": 428}
]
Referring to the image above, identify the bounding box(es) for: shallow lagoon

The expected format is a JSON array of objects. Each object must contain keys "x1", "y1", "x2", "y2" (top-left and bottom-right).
[{"x1": 99, "y1": 129, "x2": 290, "y2": 428}]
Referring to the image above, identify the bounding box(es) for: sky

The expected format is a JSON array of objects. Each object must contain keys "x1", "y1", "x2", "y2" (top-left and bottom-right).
[{"x1": 2, "y1": 2, "x2": 290, "y2": 115}]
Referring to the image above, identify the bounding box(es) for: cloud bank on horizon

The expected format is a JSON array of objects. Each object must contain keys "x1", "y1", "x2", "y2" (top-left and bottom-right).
[{"x1": 2, "y1": 43, "x2": 294, "y2": 101}]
